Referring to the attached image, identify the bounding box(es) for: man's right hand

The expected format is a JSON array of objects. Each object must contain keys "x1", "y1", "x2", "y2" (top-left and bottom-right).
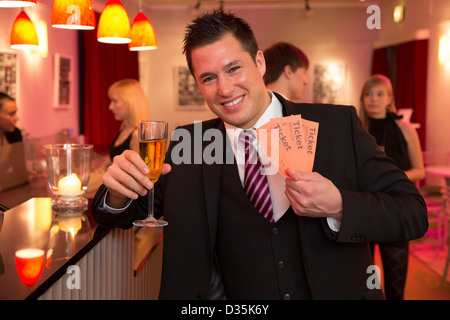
[{"x1": 103, "y1": 150, "x2": 171, "y2": 208}]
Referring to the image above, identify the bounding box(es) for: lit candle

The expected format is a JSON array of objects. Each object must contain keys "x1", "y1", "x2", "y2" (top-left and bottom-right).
[
  {"x1": 15, "y1": 248, "x2": 45, "y2": 286},
  {"x1": 58, "y1": 173, "x2": 82, "y2": 197}
]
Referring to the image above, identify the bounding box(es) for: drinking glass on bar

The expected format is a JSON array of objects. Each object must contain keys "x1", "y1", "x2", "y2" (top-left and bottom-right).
[{"x1": 133, "y1": 121, "x2": 168, "y2": 227}]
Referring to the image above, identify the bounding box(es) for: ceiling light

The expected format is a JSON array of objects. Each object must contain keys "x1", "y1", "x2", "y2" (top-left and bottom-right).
[
  {"x1": 10, "y1": 9, "x2": 39, "y2": 50},
  {"x1": 0, "y1": 0, "x2": 36, "y2": 8},
  {"x1": 51, "y1": 0, "x2": 96, "y2": 30},
  {"x1": 439, "y1": 34, "x2": 450, "y2": 65},
  {"x1": 393, "y1": 5, "x2": 405, "y2": 23},
  {"x1": 97, "y1": 0, "x2": 131, "y2": 44},
  {"x1": 129, "y1": 11, "x2": 157, "y2": 51}
]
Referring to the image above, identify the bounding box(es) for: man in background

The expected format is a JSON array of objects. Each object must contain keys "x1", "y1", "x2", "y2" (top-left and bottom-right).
[{"x1": 264, "y1": 42, "x2": 309, "y2": 102}]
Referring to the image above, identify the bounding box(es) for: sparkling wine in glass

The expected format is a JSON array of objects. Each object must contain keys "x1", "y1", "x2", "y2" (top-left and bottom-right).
[{"x1": 133, "y1": 121, "x2": 168, "y2": 227}]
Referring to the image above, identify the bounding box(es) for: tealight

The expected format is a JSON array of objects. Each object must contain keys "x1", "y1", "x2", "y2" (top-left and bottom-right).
[
  {"x1": 15, "y1": 248, "x2": 45, "y2": 286},
  {"x1": 58, "y1": 173, "x2": 82, "y2": 197}
]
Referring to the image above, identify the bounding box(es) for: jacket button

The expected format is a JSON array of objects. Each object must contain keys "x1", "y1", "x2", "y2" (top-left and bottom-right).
[
  {"x1": 272, "y1": 227, "x2": 279, "y2": 235},
  {"x1": 284, "y1": 293, "x2": 291, "y2": 300},
  {"x1": 278, "y1": 261, "x2": 285, "y2": 269}
]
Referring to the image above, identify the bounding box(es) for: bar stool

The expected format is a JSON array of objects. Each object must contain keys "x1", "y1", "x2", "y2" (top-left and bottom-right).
[{"x1": 421, "y1": 185, "x2": 447, "y2": 248}]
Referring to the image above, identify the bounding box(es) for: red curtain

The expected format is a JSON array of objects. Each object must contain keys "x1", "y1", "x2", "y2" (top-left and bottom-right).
[
  {"x1": 371, "y1": 40, "x2": 428, "y2": 149},
  {"x1": 371, "y1": 47, "x2": 390, "y2": 77},
  {"x1": 394, "y1": 40, "x2": 428, "y2": 149},
  {"x1": 78, "y1": 13, "x2": 139, "y2": 154}
]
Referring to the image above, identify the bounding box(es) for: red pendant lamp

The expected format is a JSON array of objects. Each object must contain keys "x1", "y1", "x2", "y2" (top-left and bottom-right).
[
  {"x1": 0, "y1": 0, "x2": 36, "y2": 8},
  {"x1": 10, "y1": 10, "x2": 39, "y2": 50},
  {"x1": 129, "y1": 11, "x2": 157, "y2": 51},
  {"x1": 51, "y1": 0, "x2": 95, "y2": 30},
  {"x1": 97, "y1": 0, "x2": 131, "y2": 44}
]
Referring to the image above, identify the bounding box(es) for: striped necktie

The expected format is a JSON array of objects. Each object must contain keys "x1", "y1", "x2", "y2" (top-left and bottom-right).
[{"x1": 239, "y1": 130, "x2": 274, "y2": 223}]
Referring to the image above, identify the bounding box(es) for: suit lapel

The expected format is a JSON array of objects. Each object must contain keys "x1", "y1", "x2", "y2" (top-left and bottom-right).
[
  {"x1": 201, "y1": 120, "x2": 226, "y2": 254},
  {"x1": 274, "y1": 91, "x2": 299, "y2": 117}
]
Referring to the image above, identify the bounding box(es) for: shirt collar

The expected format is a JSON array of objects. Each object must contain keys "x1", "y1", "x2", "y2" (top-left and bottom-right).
[{"x1": 224, "y1": 90, "x2": 283, "y2": 143}]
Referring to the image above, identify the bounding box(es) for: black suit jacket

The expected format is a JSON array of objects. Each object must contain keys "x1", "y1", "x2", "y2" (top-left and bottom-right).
[{"x1": 92, "y1": 93, "x2": 428, "y2": 299}]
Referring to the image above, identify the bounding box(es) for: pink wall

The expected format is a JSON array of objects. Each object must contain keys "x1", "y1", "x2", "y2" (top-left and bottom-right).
[{"x1": 0, "y1": 0, "x2": 79, "y2": 139}]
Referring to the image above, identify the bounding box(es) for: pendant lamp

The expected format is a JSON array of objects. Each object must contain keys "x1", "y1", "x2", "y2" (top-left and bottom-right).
[
  {"x1": 129, "y1": 11, "x2": 157, "y2": 51},
  {"x1": 0, "y1": 0, "x2": 36, "y2": 8},
  {"x1": 97, "y1": 0, "x2": 131, "y2": 44},
  {"x1": 10, "y1": 10, "x2": 39, "y2": 50},
  {"x1": 51, "y1": 0, "x2": 95, "y2": 30}
]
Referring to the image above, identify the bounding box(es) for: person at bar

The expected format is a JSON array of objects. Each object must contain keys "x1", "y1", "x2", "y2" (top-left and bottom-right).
[
  {"x1": 0, "y1": 92, "x2": 21, "y2": 145},
  {"x1": 359, "y1": 74, "x2": 426, "y2": 299},
  {"x1": 92, "y1": 10, "x2": 428, "y2": 300},
  {"x1": 107, "y1": 79, "x2": 150, "y2": 160},
  {"x1": 0, "y1": 92, "x2": 28, "y2": 191},
  {"x1": 263, "y1": 42, "x2": 309, "y2": 102}
]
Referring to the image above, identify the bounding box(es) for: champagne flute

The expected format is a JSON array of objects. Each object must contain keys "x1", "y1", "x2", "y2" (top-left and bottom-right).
[{"x1": 133, "y1": 121, "x2": 168, "y2": 227}]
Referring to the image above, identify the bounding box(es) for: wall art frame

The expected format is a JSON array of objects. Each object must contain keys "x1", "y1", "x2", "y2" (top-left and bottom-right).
[
  {"x1": 0, "y1": 51, "x2": 18, "y2": 99},
  {"x1": 312, "y1": 62, "x2": 346, "y2": 105},
  {"x1": 53, "y1": 53, "x2": 72, "y2": 109},
  {"x1": 174, "y1": 65, "x2": 205, "y2": 111}
]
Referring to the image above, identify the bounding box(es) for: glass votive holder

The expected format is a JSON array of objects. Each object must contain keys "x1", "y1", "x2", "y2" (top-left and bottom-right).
[
  {"x1": 44, "y1": 144, "x2": 93, "y2": 213},
  {"x1": 15, "y1": 248, "x2": 45, "y2": 286}
]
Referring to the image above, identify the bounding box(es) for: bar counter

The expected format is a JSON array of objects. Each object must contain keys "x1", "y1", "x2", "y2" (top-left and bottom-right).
[{"x1": 0, "y1": 181, "x2": 163, "y2": 300}]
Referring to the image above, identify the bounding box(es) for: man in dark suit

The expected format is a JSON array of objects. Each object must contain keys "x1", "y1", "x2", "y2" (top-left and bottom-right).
[{"x1": 92, "y1": 10, "x2": 428, "y2": 300}]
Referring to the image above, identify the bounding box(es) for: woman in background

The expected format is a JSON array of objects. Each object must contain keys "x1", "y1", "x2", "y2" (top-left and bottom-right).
[
  {"x1": 0, "y1": 92, "x2": 21, "y2": 145},
  {"x1": 359, "y1": 74, "x2": 425, "y2": 299},
  {"x1": 107, "y1": 79, "x2": 150, "y2": 160}
]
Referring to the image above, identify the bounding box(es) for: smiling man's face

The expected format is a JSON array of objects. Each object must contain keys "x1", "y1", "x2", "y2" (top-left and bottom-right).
[{"x1": 191, "y1": 33, "x2": 271, "y2": 129}]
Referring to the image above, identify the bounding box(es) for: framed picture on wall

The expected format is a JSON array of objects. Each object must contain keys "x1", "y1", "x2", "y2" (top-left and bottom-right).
[
  {"x1": 174, "y1": 66, "x2": 205, "y2": 110},
  {"x1": 313, "y1": 62, "x2": 346, "y2": 104},
  {"x1": 0, "y1": 51, "x2": 18, "y2": 99},
  {"x1": 53, "y1": 53, "x2": 72, "y2": 109}
]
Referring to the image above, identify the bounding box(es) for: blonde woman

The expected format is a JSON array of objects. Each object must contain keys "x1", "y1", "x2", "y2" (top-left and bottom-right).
[
  {"x1": 108, "y1": 79, "x2": 150, "y2": 160},
  {"x1": 360, "y1": 74, "x2": 425, "y2": 300},
  {"x1": 360, "y1": 74, "x2": 425, "y2": 183}
]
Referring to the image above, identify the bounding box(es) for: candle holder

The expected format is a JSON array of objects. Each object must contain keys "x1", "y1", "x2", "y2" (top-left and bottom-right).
[{"x1": 44, "y1": 144, "x2": 93, "y2": 213}]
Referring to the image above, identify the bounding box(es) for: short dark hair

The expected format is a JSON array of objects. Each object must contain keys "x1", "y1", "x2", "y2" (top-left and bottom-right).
[
  {"x1": 183, "y1": 10, "x2": 259, "y2": 76},
  {"x1": 0, "y1": 92, "x2": 14, "y2": 111},
  {"x1": 263, "y1": 42, "x2": 309, "y2": 85}
]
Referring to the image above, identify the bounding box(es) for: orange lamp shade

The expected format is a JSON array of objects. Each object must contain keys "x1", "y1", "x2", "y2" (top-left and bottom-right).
[
  {"x1": 97, "y1": 0, "x2": 131, "y2": 44},
  {"x1": 129, "y1": 11, "x2": 158, "y2": 51},
  {"x1": 0, "y1": 0, "x2": 36, "y2": 8},
  {"x1": 51, "y1": 0, "x2": 95, "y2": 30},
  {"x1": 10, "y1": 10, "x2": 39, "y2": 49}
]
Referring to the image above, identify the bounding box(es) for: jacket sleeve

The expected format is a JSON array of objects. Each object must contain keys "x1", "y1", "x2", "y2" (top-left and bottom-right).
[
  {"x1": 91, "y1": 184, "x2": 147, "y2": 229},
  {"x1": 90, "y1": 130, "x2": 178, "y2": 229},
  {"x1": 334, "y1": 106, "x2": 428, "y2": 243}
]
